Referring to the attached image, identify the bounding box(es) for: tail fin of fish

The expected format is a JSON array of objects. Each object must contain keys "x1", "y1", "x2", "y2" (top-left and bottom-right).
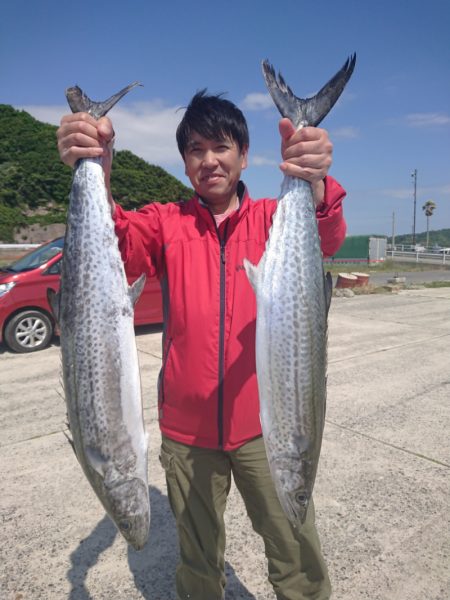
[
  {"x1": 262, "y1": 55, "x2": 356, "y2": 128},
  {"x1": 65, "y1": 82, "x2": 143, "y2": 119}
]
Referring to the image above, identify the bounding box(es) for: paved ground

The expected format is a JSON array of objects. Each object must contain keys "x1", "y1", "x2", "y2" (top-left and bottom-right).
[{"x1": 1, "y1": 288, "x2": 449, "y2": 599}]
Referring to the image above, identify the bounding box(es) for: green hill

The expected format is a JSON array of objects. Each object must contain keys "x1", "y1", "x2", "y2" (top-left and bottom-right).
[
  {"x1": 389, "y1": 229, "x2": 450, "y2": 248},
  {"x1": 0, "y1": 104, "x2": 193, "y2": 241}
]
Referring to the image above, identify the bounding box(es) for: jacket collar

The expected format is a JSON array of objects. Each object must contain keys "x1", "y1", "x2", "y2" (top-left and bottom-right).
[{"x1": 195, "y1": 180, "x2": 249, "y2": 213}]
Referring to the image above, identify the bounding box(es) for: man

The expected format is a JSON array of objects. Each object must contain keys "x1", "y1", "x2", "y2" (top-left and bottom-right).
[{"x1": 57, "y1": 90, "x2": 346, "y2": 600}]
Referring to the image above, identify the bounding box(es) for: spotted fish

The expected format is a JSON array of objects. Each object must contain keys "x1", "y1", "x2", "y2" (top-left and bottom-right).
[
  {"x1": 49, "y1": 82, "x2": 150, "y2": 550},
  {"x1": 245, "y1": 55, "x2": 356, "y2": 526}
]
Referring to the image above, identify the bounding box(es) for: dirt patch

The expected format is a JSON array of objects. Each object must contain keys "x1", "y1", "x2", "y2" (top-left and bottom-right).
[{"x1": 333, "y1": 283, "x2": 403, "y2": 297}]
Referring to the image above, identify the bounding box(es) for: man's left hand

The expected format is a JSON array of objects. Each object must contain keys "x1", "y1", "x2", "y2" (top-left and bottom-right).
[{"x1": 279, "y1": 118, "x2": 333, "y2": 206}]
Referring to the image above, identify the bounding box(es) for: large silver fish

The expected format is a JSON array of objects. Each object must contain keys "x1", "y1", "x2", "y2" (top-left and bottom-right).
[
  {"x1": 49, "y1": 83, "x2": 150, "y2": 550},
  {"x1": 244, "y1": 56, "x2": 356, "y2": 526}
]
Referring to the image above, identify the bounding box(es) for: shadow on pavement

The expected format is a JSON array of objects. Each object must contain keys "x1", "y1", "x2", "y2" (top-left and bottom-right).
[
  {"x1": 67, "y1": 514, "x2": 117, "y2": 600},
  {"x1": 67, "y1": 486, "x2": 258, "y2": 599}
]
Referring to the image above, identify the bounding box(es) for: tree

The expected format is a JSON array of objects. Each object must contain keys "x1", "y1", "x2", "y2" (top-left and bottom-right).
[
  {"x1": 0, "y1": 104, "x2": 193, "y2": 241},
  {"x1": 422, "y1": 200, "x2": 436, "y2": 247}
]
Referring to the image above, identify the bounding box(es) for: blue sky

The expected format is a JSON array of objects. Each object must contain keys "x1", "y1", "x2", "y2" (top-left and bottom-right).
[{"x1": 2, "y1": 0, "x2": 449, "y2": 237}]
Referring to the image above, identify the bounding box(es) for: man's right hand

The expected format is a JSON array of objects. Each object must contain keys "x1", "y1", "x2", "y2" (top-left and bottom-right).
[
  {"x1": 57, "y1": 111, "x2": 114, "y2": 165},
  {"x1": 57, "y1": 113, "x2": 115, "y2": 208}
]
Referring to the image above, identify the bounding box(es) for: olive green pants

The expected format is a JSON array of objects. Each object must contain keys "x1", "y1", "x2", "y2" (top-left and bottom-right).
[{"x1": 159, "y1": 435, "x2": 331, "y2": 600}]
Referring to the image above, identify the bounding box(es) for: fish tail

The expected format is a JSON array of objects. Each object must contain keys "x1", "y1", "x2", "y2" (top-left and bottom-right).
[
  {"x1": 262, "y1": 54, "x2": 356, "y2": 128},
  {"x1": 65, "y1": 82, "x2": 142, "y2": 119}
]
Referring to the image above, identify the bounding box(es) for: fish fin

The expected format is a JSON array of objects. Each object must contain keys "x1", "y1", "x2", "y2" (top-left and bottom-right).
[
  {"x1": 243, "y1": 258, "x2": 259, "y2": 292},
  {"x1": 262, "y1": 54, "x2": 356, "y2": 127},
  {"x1": 62, "y1": 427, "x2": 77, "y2": 457},
  {"x1": 47, "y1": 289, "x2": 60, "y2": 324},
  {"x1": 85, "y1": 446, "x2": 108, "y2": 477},
  {"x1": 54, "y1": 387, "x2": 65, "y2": 403},
  {"x1": 325, "y1": 271, "x2": 333, "y2": 315},
  {"x1": 129, "y1": 274, "x2": 147, "y2": 307},
  {"x1": 65, "y1": 82, "x2": 143, "y2": 119}
]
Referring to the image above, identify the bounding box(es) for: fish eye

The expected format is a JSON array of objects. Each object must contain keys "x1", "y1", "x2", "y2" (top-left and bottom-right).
[
  {"x1": 295, "y1": 492, "x2": 308, "y2": 506},
  {"x1": 119, "y1": 520, "x2": 131, "y2": 531}
]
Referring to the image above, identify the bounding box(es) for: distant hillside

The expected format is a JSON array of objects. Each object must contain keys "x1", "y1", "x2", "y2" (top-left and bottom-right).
[
  {"x1": 389, "y1": 229, "x2": 450, "y2": 248},
  {"x1": 0, "y1": 105, "x2": 193, "y2": 242}
]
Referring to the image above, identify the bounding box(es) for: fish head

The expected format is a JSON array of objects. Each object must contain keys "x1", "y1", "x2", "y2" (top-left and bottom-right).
[
  {"x1": 286, "y1": 487, "x2": 310, "y2": 525},
  {"x1": 108, "y1": 478, "x2": 150, "y2": 551},
  {"x1": 269, "y1": 455, "x2": 314, "y2": 526},
  {"x1": 117, "y1": 512, "x2": 149, "y2": 551}
]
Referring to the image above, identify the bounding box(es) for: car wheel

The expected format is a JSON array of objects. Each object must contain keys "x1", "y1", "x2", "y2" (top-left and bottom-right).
[{"x1": 4, "y1": 310, "x2": 54, "y2": 353}]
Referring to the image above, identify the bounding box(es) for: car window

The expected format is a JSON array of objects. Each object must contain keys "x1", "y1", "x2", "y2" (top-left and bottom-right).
[
  {"x1": 6, "y1": 238, "x2": 64, "y2": 272},
  {"x1": 46, "y1": 259, "x2": 62, "y2": 275}
]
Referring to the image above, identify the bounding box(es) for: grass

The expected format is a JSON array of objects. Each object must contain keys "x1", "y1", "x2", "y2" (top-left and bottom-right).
[
  {"x1": 333, "y1": 278, "x2": 450, "y2": 298},
  {"x1": 422, "y1": 280, "x2": 450, "y2": 288},
  {"x1": 327, "y1": 259, "x2": 450, "y2": 296},
  {"x1": 324, "y1": 259, "x2": 449, "y2": 275}
]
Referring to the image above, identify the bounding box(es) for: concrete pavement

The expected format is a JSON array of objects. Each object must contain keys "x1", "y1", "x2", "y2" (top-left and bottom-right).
[{"x1": 1, "y1": 288, "x2": 449, "y2": 599}]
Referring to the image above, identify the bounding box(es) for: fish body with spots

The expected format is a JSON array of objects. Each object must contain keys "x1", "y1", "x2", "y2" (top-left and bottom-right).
[
  {"x1": 52, "y1": 84, "x2": 150, "y2": 550},
  {"x1": 245, "y1": 56, "x2": 356, "y2": 526}
]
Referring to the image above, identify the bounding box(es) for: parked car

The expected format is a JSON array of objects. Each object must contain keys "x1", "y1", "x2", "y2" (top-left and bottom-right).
[{"x1": 0, "y1": 238, "x2": 163, "y2": 353}]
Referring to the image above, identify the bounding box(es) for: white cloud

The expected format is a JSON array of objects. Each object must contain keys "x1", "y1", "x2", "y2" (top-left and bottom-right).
[
  {"x1": 241, "y1": 93, "x2": 273, "y2": 111},
  {"x1": 330, "y1": 126, "x2": 359, "y2": 139},
  {"x1": 251, "y1": 155, "x2": 278, "y2": 167},
  {"x1": 438, "y1": 184, "x2": 450, "y2": 195},
  {"x1": 406, "y1": 112, "x2": 450, "y2": 127},
  {"x1": 381, "y1": 183, "x2": 450, "y2": 200},
  {"x1": 110, "y1": 101, "x2": 183, "y2": 165},
  {"x1": 19, "y1": 105, "x2": 65, "y2": 127},
  {"x1": 381, "y1": 187, "x2": 412, "y2": 200},
  {"x1": 20, "y1": 101, "x2": 185, "y2": 166}
]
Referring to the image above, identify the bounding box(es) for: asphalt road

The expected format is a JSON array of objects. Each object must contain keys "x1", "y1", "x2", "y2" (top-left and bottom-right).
[{"x1": 1, "y1": 288, "x2": 449, "y2": 599}]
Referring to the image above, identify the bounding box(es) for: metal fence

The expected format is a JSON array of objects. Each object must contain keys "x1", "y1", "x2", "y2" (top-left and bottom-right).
[{"x1": 388, "y1": 249, "x2": 448, "y2": 265}]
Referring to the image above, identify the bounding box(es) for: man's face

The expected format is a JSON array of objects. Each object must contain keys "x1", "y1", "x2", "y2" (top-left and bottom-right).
[{"x1": 183, "y1": 131, "x2": 248, "y2": 211}]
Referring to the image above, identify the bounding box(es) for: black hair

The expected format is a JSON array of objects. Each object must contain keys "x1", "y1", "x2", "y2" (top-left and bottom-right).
[{"x1": 176, "y1": 90, "x2": 249, "y2": 157}]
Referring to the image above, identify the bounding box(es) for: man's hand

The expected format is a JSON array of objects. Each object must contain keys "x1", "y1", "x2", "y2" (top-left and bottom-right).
[
  {"x1": 57, "y1": 113, "x2": 115, "y2": 208},
  {"x1": 279, "y1": 118, "x2": 333, "y2": 206}
]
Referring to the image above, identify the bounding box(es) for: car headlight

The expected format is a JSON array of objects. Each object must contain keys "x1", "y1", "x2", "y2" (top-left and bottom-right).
[{"x1": 0, "y1": 282, "x2": 16, "y2": 297}]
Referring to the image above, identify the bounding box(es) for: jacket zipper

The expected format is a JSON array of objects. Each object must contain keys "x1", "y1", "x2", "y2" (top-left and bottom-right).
[
  {"x1": 203, "y1": 200, "x2": 234, "y2": 448},
  {"x1": 217, "y1": 222, "x2": 229, "y2": 449}
]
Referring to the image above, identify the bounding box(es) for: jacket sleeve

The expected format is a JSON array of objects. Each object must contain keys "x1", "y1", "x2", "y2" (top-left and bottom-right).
[
  {"x1": 316, "y1": 176, "x2": 347, "y2": 257},
  {"x1": 112, "y1": 203, "x2": 165, "y2": 279}
]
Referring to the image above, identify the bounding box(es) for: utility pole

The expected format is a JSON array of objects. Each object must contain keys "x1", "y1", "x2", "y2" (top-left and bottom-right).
[
  {"x1": 411, "y1": 169, "x2": 417, "y2": 246},
  {"x1": 392, "y1": 211, "x2": 396, "y2": 249}
]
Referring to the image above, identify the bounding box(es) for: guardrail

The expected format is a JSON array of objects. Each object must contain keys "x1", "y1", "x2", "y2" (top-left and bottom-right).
[
  {"x1": 0, "y1": 244, "x2": 40, "y2": 250},
  {"x1": 388, "y1": 250, "x2": 448, "y2": 265}
]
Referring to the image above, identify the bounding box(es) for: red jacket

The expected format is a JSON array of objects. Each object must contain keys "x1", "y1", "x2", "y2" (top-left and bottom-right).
[{"x1": 113, "y1": 178, "x2": 346, "y2": 450}]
